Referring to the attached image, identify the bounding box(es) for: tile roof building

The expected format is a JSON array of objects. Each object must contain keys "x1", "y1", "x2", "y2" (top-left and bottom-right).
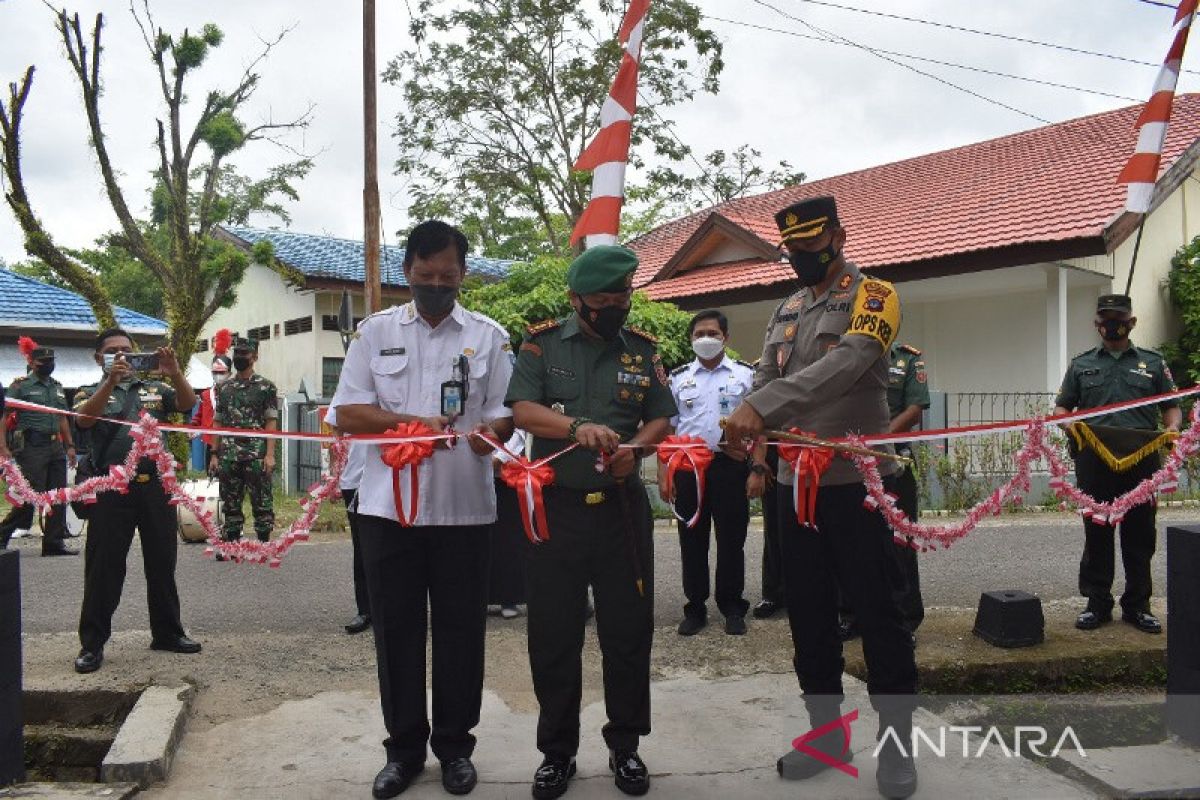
[{"x1": 631, "y1": 98, "x2": 1200, "y2": 401}]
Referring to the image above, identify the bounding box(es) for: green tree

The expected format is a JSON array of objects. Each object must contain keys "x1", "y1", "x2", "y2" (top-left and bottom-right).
[
  {"x1": 386, "y1": 0, "x2": 728, "y2": 258},
  {"x1": 0, "y1": 5, "x2": 311, "y2": 363},
  {"x1": 460, "y1": 257, "x2": 694, "y2": 367},
  {"x1": 1162, "y1": 234, "x2": 1200, "y2": 387}
]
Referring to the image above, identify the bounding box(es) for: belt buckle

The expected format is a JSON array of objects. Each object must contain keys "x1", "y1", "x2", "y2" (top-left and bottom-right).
[
  {"x1": 136, "y1": 474, "x2": 152, "y2": 484},
  {"x1": 585, "y1": 491, "x2": 605, "y2": 505}
]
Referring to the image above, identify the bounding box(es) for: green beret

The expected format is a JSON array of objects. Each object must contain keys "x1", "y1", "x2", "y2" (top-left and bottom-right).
[
  {"x1": 567, "y1": 245, "x2": 638, "y2": 294},
  {"x1": 232, "y1": 336, "x2": 258, "y2": 353},
  {"x1": 30, "y1": 347, "x2": 55, "y2": 361}
]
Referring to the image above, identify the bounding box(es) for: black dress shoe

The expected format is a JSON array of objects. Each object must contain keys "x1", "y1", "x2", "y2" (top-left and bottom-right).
[
  {"x1": 724, "y1": 615, "x2": 747, "y2": 635},
  {"x1": 373, "y1": 761, "x2": 424, "y2": 799},
  {"x1": 532, "y1": 757, "x2": 576, "y2": 800},
  {"x1": 150, "y1": 635, "x2": 202, "y2": 654},
  {"x1": 345, "y1": 614, "x2": 371, "y2": 634},
  {"x1": 441, "y1": 757, "x2": 477, "y2": 795},
  {"x1": 677, "y1": 615, "x2": 706, "y2": 636},
  {"x1": 837, "y1": 619, "x2": 859, "y2": 642},
  {"x1": 752, "y1": 599, "x2": 782, "y2": 619},
  {"x1": 42, "y1": 546, "x2": 78, "y2": 556},
  {"x1": 609, "y1": 750, "x2": 649, "y2": 796},
  {"x1": 1122, "y1": 610, "x2": 1162, "y2": 634},
  {"x1": 1075, "y1": 609, "x2": 1112, "y2": 630},
  {"x1": 74, "y1": 649, "x2": 103, "y2": 674}
]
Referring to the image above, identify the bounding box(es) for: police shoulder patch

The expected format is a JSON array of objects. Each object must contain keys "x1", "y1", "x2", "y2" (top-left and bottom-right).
[
  {"x1": 526, "y1": 318, "x2": 561, "y2": 337},
  {"x1": 845, "y1": 278, "x2": 900, "y2": 350},
  {"x1": 898, "y1": 344, "x2": 922, "y2": 356},
  {"x1": 626, "y1": 325, "x2": 658, "y2": 344}
]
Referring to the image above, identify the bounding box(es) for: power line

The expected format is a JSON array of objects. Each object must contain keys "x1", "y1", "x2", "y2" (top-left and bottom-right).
[
  {"x1": 785, "y1": 0, "x2": 1200, "y2": 75},
  {"x1": 706, "y1": 14, "x2": 1142, "y2": 103},
  {"x1": 749, "y1": 0, "x2": 1052, "y2": 124},
  {"x1": 1136, "y1": 0, "x2": 1178, "y2": 8}
]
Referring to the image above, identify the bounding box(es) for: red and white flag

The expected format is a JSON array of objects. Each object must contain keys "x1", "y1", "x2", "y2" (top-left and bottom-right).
[
  {"x1": 1118, "y1": 0, "x2": 1199, "y2": 213},
  {"x1": 569, "y1": 0, "x2": 651, "y2": 248}
]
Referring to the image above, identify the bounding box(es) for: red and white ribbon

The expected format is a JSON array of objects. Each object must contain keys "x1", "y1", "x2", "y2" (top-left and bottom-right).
[
  {"x1": 777, "y1": 430, "x2": 834, "y2": 528},
  {"x1": 656, "y1": 435, "x2": 713, "y2": 528},
  {"x1": 377, "y1": 421, "x2": 440, "y2": 527},
  {"x1": 569, "y1": 0, "x2": 650, "y2": 248},
  {"x1": 1118, "y1": 0, "x2": 1198, "y2": 213}
]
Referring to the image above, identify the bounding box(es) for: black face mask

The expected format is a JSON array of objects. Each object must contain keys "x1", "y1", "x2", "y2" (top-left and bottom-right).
[
  {"x1": 787, "y1": 242, "x2": 841, "y2": 287},
  {"x1": 1098, "y1": 318, "x2": 1132, "y2": 342},
  {"x1": 579, "y1": 301, "x2": 629, "y2": 340},
  {"x1": 35, "y1": 362, "x2": 55, "y2": 378},
  {"x1": 412, "y1": 284, "x2": 458, "y2": 317},
  {"x1": 232, "y1": 356, "x2": 253, "y2": 372}
]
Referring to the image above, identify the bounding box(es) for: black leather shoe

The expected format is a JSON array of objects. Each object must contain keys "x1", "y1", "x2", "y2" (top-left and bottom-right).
[
  {"x1": 1075, "y1": 609, "x2": 1113, "y2": 630},
  {"x1": 677, "y1": 615, "x2": 706, "y2": 636},
  {"x1": 531, "y1": 757, "x2": 575, "y2": 800},
  {"x1": 74, "y1": 649, "x2": 103, "y2": 674},
  {"x1": 150, "y1": 635, "x2": 202, "y2": 654},
  {"x1": 345, "y1": 614, "x2": 371, "y2": 634},
  {"x1": 609, "y1": 750, "x2": 649, "y2": 796},
  {"x1": 876, "y1": 740, "x2": 918, "y2": 799},
  {"x1": 441, "y1": 757, "x2": 477, "y2": 795},
  {"x1": 752, "y1": 599, "x2": 782, "y2": 619},
  {"x1": 837, "y1": 619, "x2": 859, "y2": 642},
  {"x1": 724, "y1": 615, "x2": 747, "y2": 635},
  {"x1": 373, "y1": 761, "x2": 424, "y2": 799},
  {"x1": 1122, "y1": 610, "x2": 1162, "y2": 634},
  {"x1": 42, "y1": 546, "x2": 78, "y2": 556}
]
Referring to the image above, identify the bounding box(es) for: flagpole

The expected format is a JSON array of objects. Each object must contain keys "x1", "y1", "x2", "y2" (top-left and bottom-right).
[
  {"x1": 1123, "y1": 216, "x2": 1148, "y2": 296},
  {"x1": 363, "y1": 0, "x2": 382, "y2": 314}
]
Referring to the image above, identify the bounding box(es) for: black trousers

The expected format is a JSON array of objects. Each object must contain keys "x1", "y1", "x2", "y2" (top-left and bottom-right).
[
  {"x1": 1075, "y1": 450, "x2": 1158, "y2": 616},
  {"x1": 674, "y1": 454, "x2": 750, "y2": 619},
  {"x1": 527, "y1": 483, "x2": 654, "y2": 759},
  {"x1": 0, "y1": 441, "x2": 68, "y2": 549},
  {"x1": 759, "y1": 450, "x2": 785, "y2": 606},
  {"x1": 489, "y1": 478, "x2": 527, "y2": 606},
  {"x1": 892, "y1": 464, "x2": 924, "y2": 631},
  {"x1": 358, "y1": 515, "x2": 490, "y2": 765},
  {"x1": 780, "y1": 479, "x2": 917, "y2": 705},
  {"x1": 78, "y1": 477, "x2": 185, "y2": 652},
  {"x1": 341, "y1": 489, "x2": 369, "y2": 618}
]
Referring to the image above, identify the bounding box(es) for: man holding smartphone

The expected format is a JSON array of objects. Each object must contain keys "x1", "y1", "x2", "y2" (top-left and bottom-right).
[
  {"x1": 71, "y1": 328, "x2": 200, "y2": 674},
  {"x1": 328, "y1": 220, "x2": 514, "y2": 798}
]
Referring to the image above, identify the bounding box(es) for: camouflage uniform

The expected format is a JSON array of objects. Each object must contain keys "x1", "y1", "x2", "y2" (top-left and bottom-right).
[
  {"x1": 0, "y1": 372, "x2": 72, "y2": 550},
  {"x1": 215, "y1": 373, "x2": 278, "y2": 541}
]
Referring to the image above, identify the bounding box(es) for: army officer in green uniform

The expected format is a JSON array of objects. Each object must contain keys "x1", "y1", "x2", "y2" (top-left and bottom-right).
[
  {"x1": 1054, "y1": 294, "x2": 1180, "y2": 635},
  {"x1": 71, "y1": 328, "x2": 201, "y2": 674},
  {"x1": 506, "y1": 245, "x2": 676, "y2": 800},
  {"x1": 0, "y1": 344, "x2": 77, "y2": 554}
]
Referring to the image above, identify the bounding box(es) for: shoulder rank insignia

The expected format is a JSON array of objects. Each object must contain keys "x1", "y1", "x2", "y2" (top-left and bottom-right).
[
  {"x1": 670, "y1": 364, "x2": 689, "y2": 376},
  {"x1": 526, "y1": 318, "x2": 561, "y2": 336},
  {"x1": 735, "y1": 359, "x2": 755, "y2": 370},
  {"x1": 898, "y1": 344, "x2": 922, "y2": 356},
  {"x1": 626, "y1": 325, "x2": 658, "y2": 344}
]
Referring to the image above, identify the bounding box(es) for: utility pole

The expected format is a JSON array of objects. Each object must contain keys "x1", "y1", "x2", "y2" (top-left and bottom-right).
[{"x1": 363, "y1": 0, "x2": 382, "y2": 313}]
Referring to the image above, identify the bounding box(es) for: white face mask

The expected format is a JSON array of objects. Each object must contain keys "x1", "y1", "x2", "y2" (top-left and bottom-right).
[
  {"x1": 213, "y1": 372, "x2": 230, "y2": 385},
  {"x1": 691, "y1": 335, "x2": 725, "y2": 361}
]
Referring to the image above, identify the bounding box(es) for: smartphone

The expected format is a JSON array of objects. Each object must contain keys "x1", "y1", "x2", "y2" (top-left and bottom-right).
[{"x1": 103, "y1": 352, "x2": 159, "y2": 372}]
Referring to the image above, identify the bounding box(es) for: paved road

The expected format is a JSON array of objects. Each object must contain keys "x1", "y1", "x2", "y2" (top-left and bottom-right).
[{"x1": 11, "y1": 506, "x2": 1188, "y2": 637}]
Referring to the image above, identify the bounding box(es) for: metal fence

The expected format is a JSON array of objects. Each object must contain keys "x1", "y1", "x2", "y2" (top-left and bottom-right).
[
  {"x1": 295, "y1": 402, "x2": 327, "y2": 491},
  {"x1": 942, "y1": 392, "x2": 1061, "y2": 477}
]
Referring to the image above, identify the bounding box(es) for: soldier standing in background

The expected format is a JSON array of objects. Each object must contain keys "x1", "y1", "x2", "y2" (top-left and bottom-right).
[
  {"x1": 0, "y1": 338, "x2": 77, "y2": 555},
  {"x1": 209, "y1": 337, "x2": 279, "y2": 546}
]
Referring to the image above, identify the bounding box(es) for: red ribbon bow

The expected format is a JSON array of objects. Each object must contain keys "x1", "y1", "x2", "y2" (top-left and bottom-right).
[
  {"x1": 777, "y1": 430, "x2": 834, "y2": 529},
  {"x1": 379, "y1": 421, "x2": 439, "y2": 526},
  {"x1": 501, "y1": 457, "x2": 557, "y2": 543},
  {"x1": 656, "y1": 435, "x2": 714, "y2": 529}
]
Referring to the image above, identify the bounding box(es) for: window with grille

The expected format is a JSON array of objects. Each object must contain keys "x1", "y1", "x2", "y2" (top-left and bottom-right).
[
  {"x1": 322, "y1": 357, "x2": 344, "y2": 398},
  {"x1": 283, "y1": 316, "x2": 313, "y2": 336},
  {"x1": 321, "y1": 315, "x2": 340, "y2": 331},
  {"x1": 247, "y1": 325, "x2": 271, "y2": 341}
]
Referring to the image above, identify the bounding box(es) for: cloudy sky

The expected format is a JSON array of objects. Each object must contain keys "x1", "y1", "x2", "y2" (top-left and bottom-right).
[{"x1": 0, "y1": 0, "x2": 1194, "y2": 265}]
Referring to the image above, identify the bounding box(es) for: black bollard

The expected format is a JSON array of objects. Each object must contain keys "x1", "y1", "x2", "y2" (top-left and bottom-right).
[
  {"x1": 0, "y1": 549, "x2": 23, "y2": 785},
  {"x1": 1166, "y1": 525, "x2": 1200, "y2": 744}
]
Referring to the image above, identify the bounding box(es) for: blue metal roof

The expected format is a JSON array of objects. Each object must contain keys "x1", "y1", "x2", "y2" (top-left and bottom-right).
[
  {"x1": 0, "y1": 268, "x2": 167, "y2": 333},
  {"x1": 222, "y1": 226, "x2": 512, "y2": 287}
]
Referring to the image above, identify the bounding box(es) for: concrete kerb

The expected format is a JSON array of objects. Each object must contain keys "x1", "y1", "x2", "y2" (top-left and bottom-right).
[
  {"x1": 100, "y1": 684, "x2": 194, "y2": 788},
  {"x1": 0, "y1": 784, "x2": 140, "y2": 799}
]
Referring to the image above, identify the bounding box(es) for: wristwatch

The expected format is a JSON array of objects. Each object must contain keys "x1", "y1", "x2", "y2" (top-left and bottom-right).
[{"x1": 749, "y1": 462, "x2": 769, "y2": 477}]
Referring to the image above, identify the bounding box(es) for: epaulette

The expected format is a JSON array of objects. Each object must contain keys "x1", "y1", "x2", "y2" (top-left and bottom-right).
[
  {"x1": 898, "y1": 344, "x2": 922, "y2": 356},
  {"x1": 1137, "y1": 346, "x2": 1164, "y2": 358},
  {"x1": 735, "y1": 359, "x2": 755, "y2": 370},
  {"x1": 11, "y1": 375, "x2": 25, "y2": 384},
  {"x1": 625, "y1": 325, "x2": 658, "y2": 344},
  {"x1": 1070, "y1": 347, "x2": 1099, "y2": 361},
  {"x1": 525, "y1": 318, "x2": 561, "y2": 337},
  {"x1": 670, "y1": 364, "x2": 690, "y2": 376}
]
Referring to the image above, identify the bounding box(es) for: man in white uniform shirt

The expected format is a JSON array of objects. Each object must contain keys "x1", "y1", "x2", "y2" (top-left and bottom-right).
[
  {"x1": 659, "y1": 310, "x2": 756, "y2": 636},
  {"x1": 328, "y1": 221, "x2": 514, "y2": 799}
]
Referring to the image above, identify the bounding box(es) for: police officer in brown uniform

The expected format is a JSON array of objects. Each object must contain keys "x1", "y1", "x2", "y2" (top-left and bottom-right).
[{"x1": 725, "y1": 197, "x2": 918, "y2": 799}]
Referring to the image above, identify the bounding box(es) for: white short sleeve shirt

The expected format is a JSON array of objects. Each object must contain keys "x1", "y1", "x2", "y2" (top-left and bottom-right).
[
  {"x1": 668, "y1": 355, "x2": 755, "y2": 449},
  {"x1": 328, "y1": 301, "x2": 514, "y2": 526}
]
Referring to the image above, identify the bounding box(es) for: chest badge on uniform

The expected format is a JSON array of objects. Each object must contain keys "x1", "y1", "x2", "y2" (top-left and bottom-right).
[
  {"x1": 463, "y1": 348, "x2": 475, "y2": 357},
  {"x1": 621, "y1": 353, "x2": 633, "y2": 365},
  {"x1": 784, "y1": 324, "x2": 797, "y2": 339},
  {"x1": 784, "y1": 296, "x2": 803, "y2": 312},
  {"x1": 838, "y1": 274, "x2": 852, "y2": 290},
  {"x1": 897, "y1": 360, "x2": 906, "y2": 368}
]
